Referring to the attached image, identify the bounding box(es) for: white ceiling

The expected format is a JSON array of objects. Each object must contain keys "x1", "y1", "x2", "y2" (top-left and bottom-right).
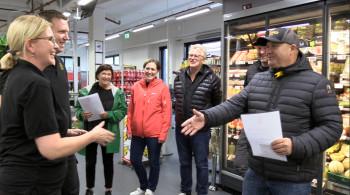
[{"x1": 0, "y1": 0, "x2": 223, "y2": 44}]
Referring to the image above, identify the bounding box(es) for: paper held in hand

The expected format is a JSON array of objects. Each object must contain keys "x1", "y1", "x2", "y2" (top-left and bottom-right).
[
  {"x1": 241, "y1": 111, "x2": 287, "y2": 162},
  {"x1": 77, "y1": 93, "x2": 105, "y2": 122}
]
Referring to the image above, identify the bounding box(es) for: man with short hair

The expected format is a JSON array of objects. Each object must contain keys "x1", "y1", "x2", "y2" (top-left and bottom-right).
[
  {"x1": 181, "y1": 28, "x2": 342, "y2": 195},
  {"x1": 38, "y1": 10, "x2": 80, "y2": 195},
  {"x1": 174, "y1": 44, "x2": 222, "y2": 195}
]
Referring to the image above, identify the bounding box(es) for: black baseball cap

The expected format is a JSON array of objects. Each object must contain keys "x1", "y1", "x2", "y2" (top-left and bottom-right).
[
  {"x1": 257, "y1": 28, "x2": 300, "y2": 48},
  {"x1": 252, "y1": 39, "x2": 266, "y2": 46}
]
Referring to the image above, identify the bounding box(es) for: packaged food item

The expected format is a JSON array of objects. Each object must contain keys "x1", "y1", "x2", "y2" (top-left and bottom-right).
[{"x1": 229, "y1": 51, "x2": 242, "y2": 63}]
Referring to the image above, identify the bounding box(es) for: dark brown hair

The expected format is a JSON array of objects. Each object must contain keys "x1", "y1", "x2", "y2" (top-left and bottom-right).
[
  {"x1": 143, "y1": 58, "x2": 161, "y2": 71},
  {"x1": 37, "y1": 10, "x2": 68, "y2": 23},
  {"x1": 96, "y1": 64, "x2": 113, "y2": 80}
]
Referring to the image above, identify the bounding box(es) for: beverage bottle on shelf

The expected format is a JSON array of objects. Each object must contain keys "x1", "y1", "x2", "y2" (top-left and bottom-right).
[
  {"x1": 123, "y1": 82, "x2": 127, "y2": 92},
  {"x1": 132, "y1": 70, "x2": 136, "y2": 82},
  {"x1": 228, "y1": 142, "x2": 236, "y2": 156},
  {"x1": 230, "y1": 120, "x2": 237, "y2": 136},
  {"x1": 235, "y1": 120, "x2": 243, "y2": 138},
  {"x1": 123, "y1": 70, "x2": 127, "y2": 82},
  {"x1": 113, "y1": 71, "x2": 117, "y2": 82},
  {"x1": 116, "y1": 70, "x2": 121, "y2": 82}
]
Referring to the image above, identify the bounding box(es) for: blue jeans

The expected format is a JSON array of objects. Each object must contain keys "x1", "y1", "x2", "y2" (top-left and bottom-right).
[
  {"x1": 243, "y1": 169, "x2": 312, "y2": 195},
  {"x1": 175, "y1": 124, "x2": 210, "y2": 195},
  {"x1": 130, "y1": 136, "x2": 162, "y2": 192}
]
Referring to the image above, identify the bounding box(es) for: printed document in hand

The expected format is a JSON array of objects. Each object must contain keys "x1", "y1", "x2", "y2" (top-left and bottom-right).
[
  {"x1": 77, "y1": 93, "x2": 105, "y2": 122},
  {"x1": 241, "y1": 111, "x2": 287, "y2": 162}
]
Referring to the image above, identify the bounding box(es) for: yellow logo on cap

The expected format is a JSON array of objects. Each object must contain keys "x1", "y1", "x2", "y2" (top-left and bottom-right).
[{"x1": 270, "y1": 31, "x2": 279, "y2": 36}]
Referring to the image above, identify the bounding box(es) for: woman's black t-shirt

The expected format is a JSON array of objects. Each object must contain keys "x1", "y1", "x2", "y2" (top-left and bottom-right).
[
  {"x1": 87, "y1": 83, "x2": 114, "y2": 131},
  {"x1": 0, "y1": 59, "x2": 64, "y2": 166}
]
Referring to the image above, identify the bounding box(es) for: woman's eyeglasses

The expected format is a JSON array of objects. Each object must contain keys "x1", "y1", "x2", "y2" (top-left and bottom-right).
[{"x1": 32, "y1": 36, "x2": 57, "y2": 45}]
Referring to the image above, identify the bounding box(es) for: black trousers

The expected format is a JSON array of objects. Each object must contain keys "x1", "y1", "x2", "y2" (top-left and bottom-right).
[
  {"x1": 62, "y1": 154, "x2": 80, "y2": 195},
  {"x1": 85, "y1": 142, "x2": 114, "y2": 189}
]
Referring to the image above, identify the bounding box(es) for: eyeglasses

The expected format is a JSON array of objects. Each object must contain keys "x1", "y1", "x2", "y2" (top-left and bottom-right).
[
  {"x1": 32, "y1": 36, "x2": 57, "y2": 45},
  {"x1": 188, "y1": 54, "x2": 204, "y2": 59}
]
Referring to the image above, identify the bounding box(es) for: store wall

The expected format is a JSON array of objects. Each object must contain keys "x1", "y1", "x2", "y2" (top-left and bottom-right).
[
  {"x1": 106, "y1": 9, "x2": 222, "y2": 84},
  {"x1": 58, "y1": 46, "x2": 89, "y2": 72},
  {"x1": 61, "y1": 8, "x2": 222, "y2": 85}
]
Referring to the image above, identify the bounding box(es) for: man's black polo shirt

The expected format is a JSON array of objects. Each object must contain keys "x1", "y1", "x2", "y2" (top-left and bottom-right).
[{"x1": 43, "y1": 56, "x2": 71, "y2": 137}]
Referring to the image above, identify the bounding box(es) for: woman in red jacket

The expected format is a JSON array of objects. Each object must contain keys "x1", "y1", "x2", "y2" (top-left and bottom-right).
[{"x1": 127, "y1": 58, "x2": 172, "y2": 195}]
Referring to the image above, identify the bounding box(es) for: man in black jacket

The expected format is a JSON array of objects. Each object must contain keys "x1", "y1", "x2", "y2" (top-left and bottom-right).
[
  {"x1": 181, "y1": 28, "x2": 342, "y2": 195},
  {"x1": 174, "y1": 44, "x2": 222, "y2": 195},
  {"x1": 243, "y1": 40, "x2": 269, "y2": 87}
]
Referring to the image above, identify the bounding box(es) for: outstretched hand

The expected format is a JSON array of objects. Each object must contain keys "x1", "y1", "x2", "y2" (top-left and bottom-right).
[
  {"x1": 90, "y1": 121, "x2": 115, "y2": 146},
  {"x1": 181, "y1": 109, "x2": 205, "y2": 136}
]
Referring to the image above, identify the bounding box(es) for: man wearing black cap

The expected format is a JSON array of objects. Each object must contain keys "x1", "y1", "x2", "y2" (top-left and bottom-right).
[
  {"x1": 243, "y1": 40, "x2": 269, "y2": 87},
  {"x1": 180, "y1": 28, "x2": 342, "y2": 194}
]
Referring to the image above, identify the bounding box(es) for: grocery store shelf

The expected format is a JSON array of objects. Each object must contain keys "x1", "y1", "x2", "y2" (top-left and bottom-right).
[{"x1": 325, "y1": 181, "x2": 350, "y2": 195}]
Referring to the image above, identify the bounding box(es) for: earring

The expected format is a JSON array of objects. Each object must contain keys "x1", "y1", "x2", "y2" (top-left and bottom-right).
[{"x1": 32, "y1": 53, "x2": 35, "y2": 57}]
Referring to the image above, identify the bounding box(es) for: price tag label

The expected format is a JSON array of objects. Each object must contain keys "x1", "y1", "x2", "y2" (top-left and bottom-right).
[
  {"x1": 235, "y1": 74, "x2": 240, "y2": 78},
  {"x1": 235, "y1": 86, "x2": 241, "y2": 89},
  {"x1": 236, "y1": 61, "x2": 245, "y2": 65},
  {"x1": 334, "y1": 83, "x2": 343, "y2": 89},
  {"x1": 308, "y1": 57, "x2": 317, "y2": 62},
  {"x1": 337, "y1": 55, "x2": 346, "y2": 60},
  {"x1": 339, "y1": 106, "x2": 344, "y2": 110},
  {"x1": 247, "y1": 60, "x2": 254, "y2": 64}
]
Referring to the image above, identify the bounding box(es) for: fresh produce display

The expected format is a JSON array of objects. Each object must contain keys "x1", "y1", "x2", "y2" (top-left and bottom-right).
[
  {"x1": 329, "y1": 160, "x2": 345, "y2": 175},
  {"x1": 326, "y1": 142, "x2": 350, "y2": 179}
]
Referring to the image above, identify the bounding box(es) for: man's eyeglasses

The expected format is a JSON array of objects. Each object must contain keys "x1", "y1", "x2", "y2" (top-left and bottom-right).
[
  {"x1": 188, "y1": 54, "x2": 204, "y2": 59},
  {"x1": 32, "y1": 36, "x2": 57, "y2": 45}
]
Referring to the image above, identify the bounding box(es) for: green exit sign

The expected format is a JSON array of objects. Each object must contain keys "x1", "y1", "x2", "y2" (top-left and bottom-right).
[{"x1": 124, "y1": 32, "x2": 130, "y2": 39}]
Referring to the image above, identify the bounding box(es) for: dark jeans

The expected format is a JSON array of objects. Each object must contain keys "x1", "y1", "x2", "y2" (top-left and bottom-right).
[
  {"x1": 130, "y1": 136, "x2": 162, "y2": 192},
  {"x1": 175, "y1": 124, "x2": 210, "y2": 195},
  {"x1": 85, "y1": 142, "x2": 114, "y2": 189},
  {"x1": 62, "y1": 154, "x2": 80, "y2": 195},
  {"x1": 243, "y1": 169, "x2": 312, "y2": 195}
]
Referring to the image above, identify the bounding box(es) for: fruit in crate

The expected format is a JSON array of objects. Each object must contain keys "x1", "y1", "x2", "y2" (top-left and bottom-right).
[
  {"x1": 342, "y1": 158, "x2": 349, "y2": 170},
  {"x1": 330, "y1": 153, "x2": 345, "y2": 161},
  {"x1": 329, "y1": 160, "x2": 345, "y2": 175},
  {"x1": 339, "y1": 144, "x2": 350, "y2": 157},
  {"x1": 344, "y1": 170, "x2": 350, "y2": 178},
  {"x1": 326, "y1": 141, "x2": 342, "y2": 153}
]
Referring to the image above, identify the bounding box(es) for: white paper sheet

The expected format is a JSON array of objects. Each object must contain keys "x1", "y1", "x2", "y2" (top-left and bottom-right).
[
  {"x1": 77, "y1": 93, "x2": 105, "y2": 122},
  {"x1": 241, "y1": 111, "x2": 287, "y2": 162}
]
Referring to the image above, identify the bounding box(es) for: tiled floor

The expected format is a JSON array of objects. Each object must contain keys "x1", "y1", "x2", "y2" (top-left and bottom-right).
[{"x1": 76, "y1": 125, "x2": 236, "y2": 195}]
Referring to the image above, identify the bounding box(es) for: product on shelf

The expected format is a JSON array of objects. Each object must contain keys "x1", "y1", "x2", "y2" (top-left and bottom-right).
[
  {"x1": 228, "y1": 142, "x2": 236, "y2": 155},
  {"x1": 236, "y1": 50, "x2": 249, "y2": 61},
  {"x1": 229, "y1": 51, "x2": 242, "y2": 63}
]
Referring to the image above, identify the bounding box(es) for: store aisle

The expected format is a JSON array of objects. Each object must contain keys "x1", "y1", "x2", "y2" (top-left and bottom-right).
[{"x1": 76, "y1": 126, "x2": 233, "y2": 195}]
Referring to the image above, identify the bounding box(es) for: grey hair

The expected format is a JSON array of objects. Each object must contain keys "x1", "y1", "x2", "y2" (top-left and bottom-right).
[{"x1": 189, "y1": 44, "x2": 207, "y2": 58}]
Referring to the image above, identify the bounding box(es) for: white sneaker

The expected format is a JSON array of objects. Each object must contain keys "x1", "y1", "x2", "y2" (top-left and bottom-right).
[
  {"x1": 130, "y1": 188, "x2": 145, "y2": 195},
  {"x1": 145, "y1": 189, "x2": 154, "y2": 195},
  {"x1": 178, "y1": 193, "x2": 186, "y2": 195}
]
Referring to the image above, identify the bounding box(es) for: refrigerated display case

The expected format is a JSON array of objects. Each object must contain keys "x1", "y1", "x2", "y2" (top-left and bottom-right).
[{"x1": 221, "y1": 1, "x2": 349, "y2": 193}]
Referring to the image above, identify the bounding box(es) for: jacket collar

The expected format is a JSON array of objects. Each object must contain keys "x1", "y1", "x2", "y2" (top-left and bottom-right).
[
  {"x1": 140, "y1": 77, "x2": 162, "y2": 88},
  {"x1": 270, "y1": 51, "x2": 312, "y2": 79}
]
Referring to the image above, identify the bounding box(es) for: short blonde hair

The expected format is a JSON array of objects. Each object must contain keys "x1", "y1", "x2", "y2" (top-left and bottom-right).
[
  {"x1": 0, "y1": 15, "x2": 51, "y2": 69},
  {"x1": 189, "y1": 44, "x2": 207, "y2": 59}
]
